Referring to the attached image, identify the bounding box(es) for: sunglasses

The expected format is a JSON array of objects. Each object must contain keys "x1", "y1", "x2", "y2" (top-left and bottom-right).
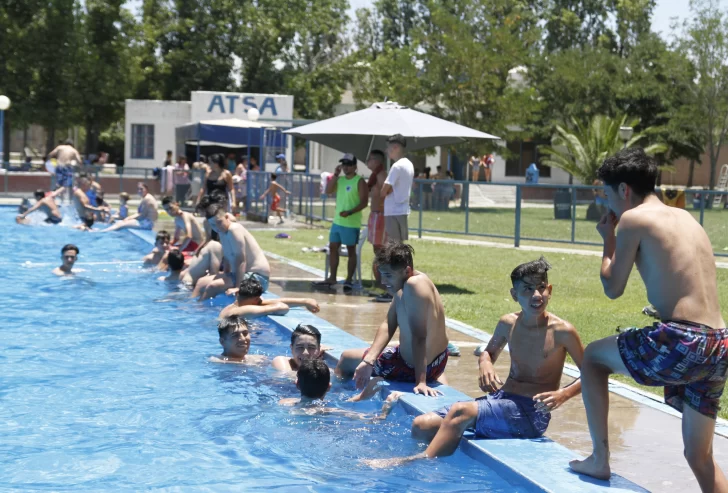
[{"x1": 63, "y1": 255, "x2": 77, "y2": 260}]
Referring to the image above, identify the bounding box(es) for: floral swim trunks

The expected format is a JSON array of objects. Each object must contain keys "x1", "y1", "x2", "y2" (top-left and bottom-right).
[{"x1": 617, "y1": 320, "x2": 728, "y2": 419}]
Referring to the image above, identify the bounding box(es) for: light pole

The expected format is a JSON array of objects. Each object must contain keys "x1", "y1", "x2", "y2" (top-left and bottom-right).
[
  {"x1": 0, "y1": 95, "x2": 11, "y2": 167},
  {"x1": 619, "y1": 126, "x2": 634, "y2": 150}
]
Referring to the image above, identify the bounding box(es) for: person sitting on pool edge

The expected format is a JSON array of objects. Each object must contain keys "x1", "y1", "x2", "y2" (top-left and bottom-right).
[
  {"x1": 334, "y1": 241, "x2": 449, "y2": 397},
  {"x1": 209, "y1": 315, "x2": 266, "y2": 365},
  {"x1": 161, "y1": 196, "x2": 206, "y2": 254},
  {"x1": 219, "y1": 278, "x2": 320, "y2": 319},
  {"x1": 143, "y1": 230, "x2": 171, "y2": 268},
  {"x1": 158, "y1": 249, "x2": 185, "y2": 284},
  {"x1": 361, "y1": 257, "x2": 585, "y2": 469},
  {"x1": 53, "y1": 244, "x2": 81, "y2": 276},
  {"x1": 72, "y1": 211, "x2": 96, "y2": 231},
  {"x1": 272, "y1": 324, "x2": 327, "y2": 372}
]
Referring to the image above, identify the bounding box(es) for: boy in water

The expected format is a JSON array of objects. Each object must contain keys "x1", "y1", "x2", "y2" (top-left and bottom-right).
[
  {"x1": 272, "y1": 324, "x2": 326, "y2": 372},
  {"x1": 568, "y1": 148, "x2": 728, "y2": 490},
  {"x1": 209, "y1": 315, "x2": 266, "y2": 365},
  {"x1": 363, "y1": 257, "x2": 584, "y2": 469},
  {"x1": 158, "y1": 249, "x2": 184, "y2": 284},
  {"x1": 53, "y1": 244, "x2": 81, "y2": 276},
  {"x1": 259, "y1": 173, "x2": 291, "y2": 224},
  {"x1": 143, "y1": 231, "x2": 170, "y2": 268},
  {"x1": 219, "y1": 278, "x2": 320, "y2": 319},
  {"x1": 16, "y1": 188, "x2": 64, "y2": 225},
  {"x1": 335, "y1": 242, "x2": 449, "y2": 397}
]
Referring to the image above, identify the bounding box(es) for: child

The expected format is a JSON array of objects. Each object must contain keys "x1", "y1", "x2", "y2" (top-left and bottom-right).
[
  {"x1": 272, "y1": 324, "x2": 328, "y2": 372},
  {"x1": 209, "y1": 315, "x2": 266, "y2": 365},
  {"x1": 362, "y1": 257, "x2": 585, "y2": 469},
  {"x1": 259, "y1": 174, "x2": 290, "y2": 224},
  {"x1": 142, "y1": 230, "x2": 170, "y2": 268},
  {"x1": 158, "y1": 249, "x2": 184, "y2": 283},
  {"x1": 219, "y1": 278, "x2": 320, "y2": 319},
  {"x1": 110, "y1": 192, "x2": 130, "y2": 223}
]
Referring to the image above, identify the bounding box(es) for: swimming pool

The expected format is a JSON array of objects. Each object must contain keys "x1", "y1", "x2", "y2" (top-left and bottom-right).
[{"x1": 0, "y1": 209, "x2": 534, "y2": 492}]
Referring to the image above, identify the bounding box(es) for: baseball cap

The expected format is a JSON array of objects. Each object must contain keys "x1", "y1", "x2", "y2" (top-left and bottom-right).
[
  {"x1": 275, "y1": 153, "x2": 286, "y2": 160},
  {"x1": 339, "y1": 153, "x2": 357, "y2": 165}
]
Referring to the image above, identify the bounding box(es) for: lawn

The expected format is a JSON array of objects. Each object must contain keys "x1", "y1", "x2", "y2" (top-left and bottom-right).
[{"x1": 254, "y1": 225, "x2": 728, "y2": 419}]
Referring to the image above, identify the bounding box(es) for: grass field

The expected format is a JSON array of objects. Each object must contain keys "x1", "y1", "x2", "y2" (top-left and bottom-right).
[{"x1": 254, "y1": 225, "x2": 728, "y2": 419}]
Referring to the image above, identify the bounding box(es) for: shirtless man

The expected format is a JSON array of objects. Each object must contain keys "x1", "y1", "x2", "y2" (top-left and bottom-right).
[
  {"x1": 209, "y1": 315, "x2": 266, "y2": 365},
  {"x1": 335, "y1": 242, "x2": 449, "y2": 396},
  {"x1": 143, "y1": 231, "x2": 170, "y2": 268},
  {"x1": 161, "y1": 196, "x2": 205, "y2": 252},
  {"x1": 366, "y1": 150, "x2": 391, "y2": 301},
  {"x1": 219, "y1": 277, "x2": 319, "y2": 319},
  {"x1": 98, "y1": 182, "x2": 158, "y2": 232},
  {"x1": 363, "y1": 257, "x2": 584, "y2": 468},
  {"x1": 53, "y1": 244, "x2": 81, "y2": 276},
  {"x1": 193, "y1": 203, "x2": 271, "y2": 300},
  {"x1": 73, "y1": 176, "x2": 109, "y2": 220},
  {"x1": 16, "y1": 189, "x2": 64, "y2": 225},
  {"x1": 48, "y1": 139, "x2": 82, "y2": 202},
  {"x1": 568, "y1": 148, "x2": 728, "y2": 491}
]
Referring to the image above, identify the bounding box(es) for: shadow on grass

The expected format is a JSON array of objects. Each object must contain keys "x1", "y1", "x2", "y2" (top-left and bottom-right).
[{"x1": 435, "y1": 283, "x2": 475, "y2": 295}]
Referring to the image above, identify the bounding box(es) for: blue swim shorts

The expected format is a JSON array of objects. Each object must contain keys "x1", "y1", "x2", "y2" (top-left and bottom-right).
[
  {"x1": 329, "y1": 223, "x2": 360, "y2": 246},
  {"x1": 434, "y1": 390, "x2": 550, "y2": 439},
  {"x1": 137, "y1": 218, "x2": 154, "y2": 231}
]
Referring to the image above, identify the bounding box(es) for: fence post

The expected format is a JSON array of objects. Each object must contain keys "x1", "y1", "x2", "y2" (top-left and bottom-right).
[
  {"x1": 4, "y1": 167, "x2": 8, "y2": 193},
  {"x1": 119, "y1": 166, "x2": 124, "y2": 194},
  {"x1": 298, "y1": 174, "x2": 303, "y2": 215},
  {"x1": 418, "y1": 182, "x2": 423, "y2": 238},
  {"x1": 700, "y1": 191, "x2": 706, "y2": 226},
  {"x1": 465, "y1": 181, "x2": 470, "y2": 234},
  {"x1": 144, "y1": 169, "x2": 148, "y2": 181},
  {"x1": 514, "y1": 185, "x2": 522, "y2": 247},
  {"x1": 570, "y1": 186, "x2": 577, "y2": 243}
]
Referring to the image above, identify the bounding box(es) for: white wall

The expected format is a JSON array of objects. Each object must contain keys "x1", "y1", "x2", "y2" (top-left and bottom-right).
[{"x1": 125, "y1": 100, "x2": 191, "y2": 170}]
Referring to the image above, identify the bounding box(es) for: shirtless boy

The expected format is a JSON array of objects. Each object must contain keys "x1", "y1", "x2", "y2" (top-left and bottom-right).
[
  {"x1": 219, "y1": 278, "x2": 320, "y2": 319},
  {"x1": 272, "y1": 324, "x2": 325, "y2": 372},
  {"x1": 366, "y1": 150, "x2": 391, "y2": 301},
  {"x1": 363, "y1": 257, "x2": 584, "y2": 468},
  {"x1": 158, "y1": 249, "x2": 184, "y2": 284},
  {"x1": 194, "y1": 203, "x2": 271, "y2": 300},
  {"x1": 16, "y1": 189, "x2": 64, "y2": 225},
  {"x1": 568, "y1": 148, "x2": 728, "y2": 491},
  {"x1": 73, "y1": 176, "x2": 109, "y2": 220},
  {"x1": 48, "y1": 139, "x2": 82, "y2": 202},
  {"x1": 53, "y1": 244, "x2": 81, "y2": 276},
  {"x1": 143, "y1": 231, "x2": 170, "y2": 268},
  {"x1": 335, "y1": 242, "x2": 449, "y2": 397},
  {"x1": 98, "y1": 182, "x2": 158, "y2": 232},
  {"x1": 259, "y1": 174, "x2": 291, "y2": 224},
  {"x1": 209, "y1": 315, "x2": 266, "y2": 365},
  {"x1": 161, "y1": 196, "x2": 206, "y2": 252}
]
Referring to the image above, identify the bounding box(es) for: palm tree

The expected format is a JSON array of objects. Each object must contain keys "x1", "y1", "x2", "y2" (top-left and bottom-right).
[{"x1": 539, "y1": 115, "x2": 669, "y2": 185}]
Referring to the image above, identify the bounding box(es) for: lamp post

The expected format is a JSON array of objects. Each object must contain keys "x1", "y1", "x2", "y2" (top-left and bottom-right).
[
  {"x1": 0, "y1": 95, "x2": 11, "y2": 167},
  {"x1": 619, "y1": 126, "x2": 634, "y2": 149}
]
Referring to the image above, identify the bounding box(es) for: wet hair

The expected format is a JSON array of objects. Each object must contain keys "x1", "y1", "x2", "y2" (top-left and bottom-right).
[
  {"x1": 271, "y1": 173, "x2": 278, "y2": 180},
  {"x1": 161, "y1": 196, "x2": 175, "y2": 206},
  {"x1": 197, "y1": 191, "x2": 227, "y2": 214},
  {"x1": 510, "y1": 256, "x2": 552, "y2": 286},
  {"x1": 297, "y1": 359, "x2": 330, "y2": 399},
  {"x1": 156, "y1": 230, "x2": 171, "y2": 243},
  {"x1": 291, "y1": 324, "x2": 322, "y2": 346},
  {"x1": 597, "y1": 147, "x2": 658, "y2": 198},
  {"x1": 167, "y1": 249, "x2": 185, "y2": 271},
  {"x1": 387, "y1": 134, "x2": 407, "y2": 148},
  {"x1": 205, "y1": 203, "x2": 226, "y2": 219},
  {"x1": 369, "y1": 150, "x2": 385, "y2": 163},
  {"x1": 218, "y1": 315, "x2": 248, "y2": 337},
  {"x1": 238, "y1": 278, "x2": 264, "y2": 300},
  {"x1": 34, "y1": 189, "x2": 45, "y2": 200},
  {"x1": 64, "y1": 138, "x2": 74, "y2": 147},
  {"x1": 83, "y1": 213, "x2": 95, "y2": 228},
  {"x1": 61, "y1": 244, "x2": 79, "y2": 255},
  {"x1": 376, "y1": 241, "x2": 414, "y2": 270}
]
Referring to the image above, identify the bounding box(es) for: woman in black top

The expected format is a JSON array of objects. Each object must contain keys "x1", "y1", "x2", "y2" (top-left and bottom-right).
[{"x1": 196, "y1": 154, "x2": 234, "y2": 211}]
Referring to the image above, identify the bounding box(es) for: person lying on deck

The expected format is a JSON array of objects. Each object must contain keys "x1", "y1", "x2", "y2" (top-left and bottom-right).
[
  {"x1": 362, "y1": 257, "x2": 585, "y2": 468},
  {"x1": 219, "y1": 278, "x2": 320, "y2": 319}
]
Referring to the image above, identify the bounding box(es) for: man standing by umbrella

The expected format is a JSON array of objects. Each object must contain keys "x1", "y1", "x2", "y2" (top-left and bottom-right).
[
  {"x1": 382, "y1": 134, "x2": 414, "y2": 242},
  {"x1": 312, "y1": 154, "x2": 368, "y2": 290}
]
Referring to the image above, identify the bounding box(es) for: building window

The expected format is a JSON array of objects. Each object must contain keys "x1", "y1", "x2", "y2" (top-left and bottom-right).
[
  {"x1": 131, "y1": 124, "x2": 154, "y2": 159},
  {"x1": 505, "y1": 140, "x2": 551, "y2": 178}
]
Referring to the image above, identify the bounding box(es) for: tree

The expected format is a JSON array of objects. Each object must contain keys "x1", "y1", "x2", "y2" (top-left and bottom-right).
[
  {"x1": 539, "y1": 114, "x2": 668, "y2": 184},
  {"x1": 133, "y1": 0, "x2": 171, "y2": 100},
  {"x1": 676, "y1": 0, "x2": 728, "y2": 189}
]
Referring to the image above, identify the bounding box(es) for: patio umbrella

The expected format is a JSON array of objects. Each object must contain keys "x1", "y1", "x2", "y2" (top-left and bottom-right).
[{"x1": 283, "y1": 101, "x2": 500, "y2": 160}]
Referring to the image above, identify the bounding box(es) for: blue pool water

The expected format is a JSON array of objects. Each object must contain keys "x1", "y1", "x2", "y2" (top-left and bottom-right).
[{"x1": 0, "y1": 209, "x2": 529, "y2": 491}]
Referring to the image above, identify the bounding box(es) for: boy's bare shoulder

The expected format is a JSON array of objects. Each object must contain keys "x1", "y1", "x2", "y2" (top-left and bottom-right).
[
  {"x1": 547, "y1": 313, "x2": 578, "y2": 337},
  {"x1": 498, "y1": 312, "x2": 519, "y2": 325}
]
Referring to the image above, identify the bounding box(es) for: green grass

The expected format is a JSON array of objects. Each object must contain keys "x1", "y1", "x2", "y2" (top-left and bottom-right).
[{"x1": 256, "y1": 225, "x2": 728, "y2": 419}]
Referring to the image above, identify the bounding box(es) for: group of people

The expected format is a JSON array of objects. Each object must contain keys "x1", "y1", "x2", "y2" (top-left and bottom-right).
[
  {"x1": 35, "y1": 145, "x2": 728, "y2": 491},
  {"x1": 468, "y1": 154, "x2": 495, "y2": 183}
]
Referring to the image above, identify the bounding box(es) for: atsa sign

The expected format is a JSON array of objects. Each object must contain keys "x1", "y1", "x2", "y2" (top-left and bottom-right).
[{"x1": 190, "y1": 91, "x2": 294, "y2": 122}]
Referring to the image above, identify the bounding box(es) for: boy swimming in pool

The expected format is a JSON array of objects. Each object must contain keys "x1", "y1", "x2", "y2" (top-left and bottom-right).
[
  {"x1": 569, "y1": 148, "x2": 728, "y2": 490},
  {"x1": 158, "y1": 249, "x2": 184, "y2": 284},
  {"x1": 143, "y1": 231, "x2": 171, "y2": 268},
  {"x1": 53, "y1": 244, "x2": 82, "y2": 276},
  {"x1": 209, "y1": 315, "x2": 266, "y2": 365},
  {"x1": 219, "y1": 278, "x2": 321, "y2": 319},
  {"x1": 271, "y1": 324, "x2": 330, "y2": 373},
  {"x1": 362, "y1": 257, "x2": 585, "y2": 469}
]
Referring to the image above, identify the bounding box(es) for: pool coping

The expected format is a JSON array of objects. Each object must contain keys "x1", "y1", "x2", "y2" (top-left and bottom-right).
[{"x1": 125, "y1": 228, "x2": 648, "y2": 493}]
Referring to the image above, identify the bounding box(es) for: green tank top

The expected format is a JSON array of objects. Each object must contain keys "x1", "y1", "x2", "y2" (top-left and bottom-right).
[{"x1": 334, "y1": 174, "x2": 363, "y2": 228}]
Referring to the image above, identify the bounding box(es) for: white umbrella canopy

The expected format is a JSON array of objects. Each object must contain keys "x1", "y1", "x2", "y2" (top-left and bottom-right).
[{"x1": 284, "y1": 101, "x2": 500, "y2": 160}]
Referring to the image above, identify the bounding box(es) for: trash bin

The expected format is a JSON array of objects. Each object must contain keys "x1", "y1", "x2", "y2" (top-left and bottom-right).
[
  {"x1": 660, "y1": 186, "x2": 686, "y2": 209},
  {"x1": 553, "y1": 188, "x2": 571, "y2": 220}
]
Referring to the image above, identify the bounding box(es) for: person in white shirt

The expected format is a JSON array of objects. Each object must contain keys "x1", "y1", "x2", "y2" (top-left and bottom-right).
[{"x1": 381, "y1": 134, "x2": 414, "y2": 242}]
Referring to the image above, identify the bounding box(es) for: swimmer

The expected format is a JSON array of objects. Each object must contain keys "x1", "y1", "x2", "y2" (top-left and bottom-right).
[
  {"x1": 209, "y1": 315, "x2": 266, "y2": 365},
  {"x1": 72, "y1": 212, "x2": 95, "y2": 231},
  {"x1": 259, "y1": 173, "x2": 290, "y2": 224},
  {"x1": 143, "y1": 231, "x2": 170, "y2": 268},
  {"x1": 52, "y1": 244, "x2": 81, "y2": 276},
  {"x1": 161, "y1": 196, "x2": 206, "y2": 252},
  {"x1": 362, "y1": 257, "x2": 584, "y2": 469},
  {"x1": 272, "y1": 324, "x2": 328, "y2": 373},
  {"x1": 16, "y1": 188, "x2": 64, "y2": 225},
  {"x1": 335, "y1": 242, "x2": 449, "y2": 396},
  {"x1": 158, "y1": 249, "x2": 184, "y2": 283},
  {"x1": 219, "y1": 277, "x2": 320, "y2": 319},
  {"x1": 569, "y1": 148, "x2": 728, "y2": 489}
]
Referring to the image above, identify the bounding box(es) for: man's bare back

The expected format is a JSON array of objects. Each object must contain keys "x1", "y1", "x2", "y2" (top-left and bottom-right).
[
  {"x1": 175, "y1": 211, "x2": 205, "y2": 244},
  {"x1": 240, "y1": 227, "x2": 270, "y2": 277},
  {"x1": 49, "y1": 145, "x2": 81, "y2": 165},
  {"x1": 182, "y1": 241, "x2": 223, "y2": 285}
]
